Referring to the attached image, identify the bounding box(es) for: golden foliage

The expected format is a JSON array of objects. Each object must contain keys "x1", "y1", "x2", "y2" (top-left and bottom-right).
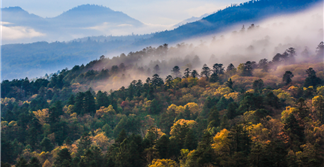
[
  {"x1": 184, "y1": 102, "x2": 199, "y2": 114},
  {"x1": 170, "y1": 119, "x2": 197, "y2": 136},
  {"x1": 92, "y1": 132, "x2": 110, "y2": 150},
  {"x1": 316, "y1": 86, "x2": 324, "y2": 96},
  {"x1": 245, "y1": 123, "x2": 270, "y2": 144},
  {"x1": 214, "y1": 86, "x2": 232, "y2": 96},
  {"x1": 42, "y1": 159, "x2": 52, "y2": 167},
  {"x1": 273, "y1": 89, "x2": 295, "y2": 105},
  {"x1": 167, "y1": 102, "x2": 199, "y2": 115},
  {"x1": 212, "y1": 129, "x2": 230, "y2": 155},
  {"x1": 96, "y1": 105, "x2": 116, "y2": 117},
  {"x1": 1, "y1": 97, "x2": 16, "y2": 105},
  {"x1": 33, "y1": 108, "x2": 49, "y2": 125},
  {"x1": 223, "y1": 92, "x2": 240, "y2": 102},
  {"x1": 149, "y1": 159, "x2": 179, "y2": 167},
  {"x1": 281, "y1": 106, "x2": 298, "y2": 122},
  {"x1": 8, "y1": 121, "x2": 17, "y2": 127}
]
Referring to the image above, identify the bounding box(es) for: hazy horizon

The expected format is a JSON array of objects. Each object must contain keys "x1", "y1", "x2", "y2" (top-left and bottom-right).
[{"x1": 2, "y1": 0, "x2": 245, "y2": 25}]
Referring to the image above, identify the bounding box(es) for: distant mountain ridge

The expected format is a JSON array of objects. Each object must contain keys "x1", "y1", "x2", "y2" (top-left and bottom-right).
[
  {"x1": 143, "y1": 0, "x2": 322, "y2": 44},
  {"x1": 1, "y1": 0, "x2": 323, "y2": 80},
  {"x1": 48, "y1": 4, "x2": 143, "y2": 27},
  {"x1": 1, "y1": 4, "x2": 144, "y2": 42},
  {"x1": 172, "y1": 13, "x2": 209, "y2": 28}
]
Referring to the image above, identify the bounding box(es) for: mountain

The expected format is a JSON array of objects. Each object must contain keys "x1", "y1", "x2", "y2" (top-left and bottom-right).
[
  {"x1": 143, "y1": 0, "x2": 322, "y2": 44},
  {"x1": 172, "y1": 13, "x2": 209, "y2": 28},
  {"x1": 49, "y1": 4, "x2": 143, "y2": 28},
  {"x1": 1, "y1": 7, "x2": 50, "y2": 29},
  {"x1": 1, "y1": 0, "x2": 322, "y2": 80},
  {"x1": 1, "y1": 5, "x2": 144, "y2": 43}
]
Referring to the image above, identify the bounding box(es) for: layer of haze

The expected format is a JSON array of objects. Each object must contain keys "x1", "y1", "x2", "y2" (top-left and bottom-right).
[
  {"x1": 1, "y1": 0, "x2": 245, "y2": 44},
  {"x1": 93, "y1": 4, "x2": 323, "y2": 91},
  {"x1": 2, "y1": 0, "x2": 245, "y2": 25}
]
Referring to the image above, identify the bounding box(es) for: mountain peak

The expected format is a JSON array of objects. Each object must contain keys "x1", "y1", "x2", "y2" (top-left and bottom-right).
[
  {"x1": 62, "y1": 4, "x2": 114, "y2": 14},
  {"x1": 2, "y1": 6, "x2": 25, "y2": 12}
]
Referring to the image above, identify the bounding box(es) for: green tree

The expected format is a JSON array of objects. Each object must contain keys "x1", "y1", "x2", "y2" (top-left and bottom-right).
[
  {"x1": 77, "y1": 133, "x2": 92, "y2": 157},
  {"x1": 284, "y1": 114, "x2": 304, "y2": 151},
  {"x1": 172, "y1": 66, "x2": 181, "y2": 78},
  {"x1": 184, "y1": 129, "x2": 198, "y2": 151},
  {"x1": 201, "y1": 64, "x2": 211, "y2": 79},
  {"x1": 207, "y1": 106, "x2": 220, "y2": 128},
  {"x1": 84, "y1": 90, "x2": 96, "y2": 115},
  {"x1": 184, "y1": 68, "x2": 191, "y2": 78},
  {"x1": 40, "y1": 137, "x2": 54, "y2": 152},
  {"x1": 188, "y1": 131, "x2": 217, "y2": 167},
  {"x1": 54, "y1": 148, "x2": 72, "y2": 167},
  {"x1": 29, "y1": 157, "x2": 41, "y2": 167},
  {"x1": 150, "y1": 99, "x2": 161, "y2": 114},
  {"x1": 304, "y1": 68, "x2": 322, "y2": 88},
  {"x1": 283, "y1": 71, "x2": 294, "y2": 85},
  {"x1": 156, "y1": 135, "x2": 170, "y2": 159},
  {"x1": 16, "y1": 158, "x2": 28, "y2": 167}
]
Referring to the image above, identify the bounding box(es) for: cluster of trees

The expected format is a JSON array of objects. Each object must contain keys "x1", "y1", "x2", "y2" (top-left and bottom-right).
[{"x1": 1, "y1": 41, "x2": 324, "y2": 167}]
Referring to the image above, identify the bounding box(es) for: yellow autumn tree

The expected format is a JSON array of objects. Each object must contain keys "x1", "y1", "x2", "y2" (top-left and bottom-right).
[
  {"x1": 96, "y1": 105, "x2": 116, "y2": 118},
  {"x1": 224, "y1": 92, "x2": 240, "y2": 102},
  {"x1": 184, "y1": 102, "x2": 199, "y2": 114},
  {"x1": 214, "y1": 86, "x2": 232, "y2": 96},
  {"x1": 149, "y1": 159, "x2": 179, "y2": 167},
  {"x1": 166, "y1": 104, "x2": 184, "y2": 115},
  {"x1": 42, "y1": 159, "x2": 52, "y2": 167},
  {"x1": 170, "y1": 119, "x2": 197, "y2": 136},
  {"x1": 33, "y1": 108, "x2": 49, "y2": 125},
  {"x1": 281, "y1": 106, "x2": 298, "y2": 122},
  {"x1": 92, "y1": 132, "x2": 110, "y2": 151},
  {"x1": 212, "y1": 129, "x2": 230, "y2": 155},
  {"x1": 167, "y1": 103, "x2": 199, "y2": 115}
]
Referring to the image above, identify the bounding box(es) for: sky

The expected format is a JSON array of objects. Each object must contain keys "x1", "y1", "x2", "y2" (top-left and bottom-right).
[{"x1": 2, "y1": 0, "x2": 246, "y2": 25}]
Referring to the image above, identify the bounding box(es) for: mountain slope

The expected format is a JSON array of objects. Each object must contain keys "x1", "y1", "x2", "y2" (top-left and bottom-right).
[
  {"x1": 1, "y1": 7, "x2": 50, "y2": 29},
  {"x1": 172, "y1": 13, "x2": 209, "y2": 28},
  {"x1": 143, "y1": 0, "x2": 322, "y2": 44},
  {"x1": 1, "y1": 0, "x2": 322, "y2": 80}
]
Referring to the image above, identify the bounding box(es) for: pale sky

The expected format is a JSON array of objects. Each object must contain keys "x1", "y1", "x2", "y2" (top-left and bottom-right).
[{"x1": 2, "y1": 0, "x2": 246, "y2": 25}]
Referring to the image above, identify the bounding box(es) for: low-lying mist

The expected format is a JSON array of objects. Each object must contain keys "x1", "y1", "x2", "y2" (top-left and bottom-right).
[{"x1": 87, "y1": 4, "x2": 323, "y2": 92}]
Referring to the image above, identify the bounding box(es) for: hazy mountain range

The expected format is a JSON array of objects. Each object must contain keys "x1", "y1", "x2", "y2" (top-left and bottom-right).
[
  {"x1": 1, "y1": 5, "x2": 145, "y2": 43},
  {"x1": 1, "y1": 0, "x2": 322, "y2": 80}
]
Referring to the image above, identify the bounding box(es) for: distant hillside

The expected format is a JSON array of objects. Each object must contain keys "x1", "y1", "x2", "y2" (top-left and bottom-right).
[{"x1": 172, "y1": 13, "x2": 209, "y2": 29}]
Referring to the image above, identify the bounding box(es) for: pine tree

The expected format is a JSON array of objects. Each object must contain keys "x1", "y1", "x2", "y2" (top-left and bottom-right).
[
  {"x1": 284, "y1": 114, "x2": 305, "y2": 151},
  {"x1": 54, "y1": 148, "x2": 72, "y2": 167},
  {"x1": 29, "y1": 157, "x2": 41, "y2": 167},
  {"x1": 207, "y1": 106, "x2": 220, "y2": 128},
  {"x1": 156, "y1": 135, "x2": 170, "y2": 159},
  {"x1": 184, "y1": 129, "x2": 198, "y2": 151},
  {"x1": 77, "y1": 133, "x2": 92, "y2": 157},
  {"x1": 40, "y1": 137, "x2": 54, "y2": 152},
  {"x1": 115, "y1": 129, "x2": 127, "y2": 144}
]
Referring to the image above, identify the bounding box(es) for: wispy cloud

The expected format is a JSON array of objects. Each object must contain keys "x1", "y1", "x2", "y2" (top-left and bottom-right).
[{"x1": 1, "y1": 22, "x2": 45, "y2": 43}]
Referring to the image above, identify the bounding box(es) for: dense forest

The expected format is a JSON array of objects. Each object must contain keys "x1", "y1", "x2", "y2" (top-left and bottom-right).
[{"x1": 1, "y1": 36, "x2": 324, "y2": 166}]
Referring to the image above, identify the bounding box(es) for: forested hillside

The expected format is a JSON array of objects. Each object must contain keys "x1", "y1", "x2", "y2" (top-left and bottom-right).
[{"x1": 1, "y1": 36, "x2": 324, "y2": 166}]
